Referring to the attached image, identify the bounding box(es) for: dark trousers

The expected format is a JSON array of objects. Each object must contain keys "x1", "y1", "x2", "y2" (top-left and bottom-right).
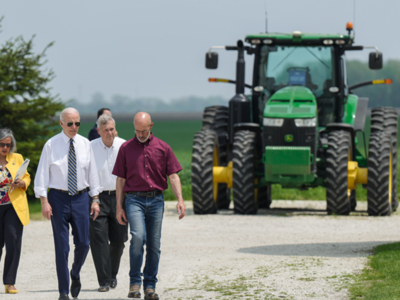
[
  {"x1": 48, "y1": 189, "x2": 90, "y2": 295},
  {"x1": 0, "y1": 204, "x2": 23, "y2": 285},
  {"x1": 90, "y1": 193, "x2": 128, "y2": 286}
]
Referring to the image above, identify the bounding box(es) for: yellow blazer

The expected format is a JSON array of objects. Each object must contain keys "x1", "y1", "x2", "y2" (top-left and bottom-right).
[{"x1": 6, "y1": 152, "x2": 31, "y2": 226}]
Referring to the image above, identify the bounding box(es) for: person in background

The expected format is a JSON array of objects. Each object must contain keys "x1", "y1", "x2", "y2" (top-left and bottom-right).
[
  {"x1": 113, "y1": 112, "x2": 186, "y2": 300},
  {"x1": 90, "y1": 114, "x2": 128, "y2": 292},
  {"x1": 0, "y1": 128, "x2": 31, "y2": 295},
  {"x1": 88, "y1": 108, "x2": 112, "y2": 141},
  {"x1": 34, "y1": 107, "x2": 102, "y2": 300}
]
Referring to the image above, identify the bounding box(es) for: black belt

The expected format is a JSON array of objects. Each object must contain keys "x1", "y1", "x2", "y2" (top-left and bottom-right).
[
  {"x1": 127, "y1": 190, "x2": 163, "y2": 197},
  {"x1": 50, "y1": 188, "x2": 89, "y2": 195},
  {"x1": 101, "y1": 190, "x2": 116, "y2": 195}
]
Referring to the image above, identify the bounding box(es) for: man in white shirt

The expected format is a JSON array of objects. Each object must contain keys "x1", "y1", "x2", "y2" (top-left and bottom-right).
[
  {"x1": 90, "y1": 114, "x2": 127, "y2": 292},
  {"x1": 34, "y1": 107, "x2": 102, "y2": 300}
]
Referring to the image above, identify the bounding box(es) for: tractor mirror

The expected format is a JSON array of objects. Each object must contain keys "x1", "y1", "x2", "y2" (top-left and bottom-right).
[
  {"x1": 369, "y1": 51, "x2": 383, "y2": 69},
  {"x1": 205, "y1": 52, "x2": 218, "y2": 69}
]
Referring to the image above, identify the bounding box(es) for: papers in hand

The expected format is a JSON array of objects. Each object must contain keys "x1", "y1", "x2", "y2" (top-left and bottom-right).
[{"x1": 9, "y1": 158, "x2": 30, "y2": 194}]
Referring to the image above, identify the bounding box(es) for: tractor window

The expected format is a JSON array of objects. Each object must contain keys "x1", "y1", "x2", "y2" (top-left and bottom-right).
[{"x1": 259, "y1": 45, "x2": 335, "y2": 98}]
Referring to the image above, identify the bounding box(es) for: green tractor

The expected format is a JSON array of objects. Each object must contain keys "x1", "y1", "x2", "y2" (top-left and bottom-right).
[{"x1": 191, "y1": 23, "x2": 397, "y2": 216}]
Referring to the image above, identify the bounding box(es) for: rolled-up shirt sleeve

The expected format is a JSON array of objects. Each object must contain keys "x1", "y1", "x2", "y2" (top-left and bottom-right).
[
  {"x1": 112, "y1": 146, "x2": 127, "y2": 179},
  {"x1": 88, "y1": 143, "x2": 102, "y2": 197},
  {"x1": 34, "y1": 142, "x2": 51, "y2": 198},
  {"x1": 166, "y1": 145, "x2": 182, "y2": 176}
]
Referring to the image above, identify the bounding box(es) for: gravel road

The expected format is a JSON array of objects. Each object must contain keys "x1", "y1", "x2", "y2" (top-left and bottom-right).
[{"x1": 3, "y1": 200, "x2": 399, "y2": 300}]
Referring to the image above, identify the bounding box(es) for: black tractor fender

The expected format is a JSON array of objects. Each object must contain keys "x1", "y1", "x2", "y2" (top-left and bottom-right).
[
  {"x1": 326, "y1": 123, "x2": 356, "y2": 160},
  {"x1": 353, "y1": 98, "x2": 369, "y2": 132}
]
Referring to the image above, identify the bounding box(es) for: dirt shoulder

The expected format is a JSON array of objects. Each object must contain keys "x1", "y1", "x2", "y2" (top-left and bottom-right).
[{"x1": 7, "y1": 200, "x2": 398, "y2": 299}]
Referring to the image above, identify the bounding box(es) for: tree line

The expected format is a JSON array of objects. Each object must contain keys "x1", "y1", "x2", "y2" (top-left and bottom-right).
[{"x1": 71, "y1": 59, "x2": 400, "y2": 114}]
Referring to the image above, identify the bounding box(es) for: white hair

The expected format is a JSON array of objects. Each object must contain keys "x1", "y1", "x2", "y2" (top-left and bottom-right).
[
  {"x1": 60, "y1": 107, "x2": 79, "y2": 122},
  {"x1": 0, "y1": 128, "x2": 17, "y2": 154},
  {"x1": 97, "y1": 113, "x2": 115, "y2": 128}
]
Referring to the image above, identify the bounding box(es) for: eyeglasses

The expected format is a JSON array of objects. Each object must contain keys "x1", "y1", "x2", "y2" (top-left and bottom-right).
[
  {"x1": 66, "y1": 122, "x2": 81, "y2": 127},
  {"x1": 135, "y1": 129, "x2": 150, "y2": 134},
  {"x1": 0, "y1": 143, "x2": 11, "y2": 148}
]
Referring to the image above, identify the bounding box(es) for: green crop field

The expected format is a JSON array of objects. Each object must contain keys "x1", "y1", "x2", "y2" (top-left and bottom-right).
[{"x1": 77, "y1": 118, "x2": 400, "y2": 202}]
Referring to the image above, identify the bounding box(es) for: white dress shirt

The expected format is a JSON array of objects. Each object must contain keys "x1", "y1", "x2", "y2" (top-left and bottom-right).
[
  {"x1": 34, "y1": 131, "x2": 102, "y2": 198},
  {"x1": 91, "y1": 136, "x2": 126, "y2": 191}
]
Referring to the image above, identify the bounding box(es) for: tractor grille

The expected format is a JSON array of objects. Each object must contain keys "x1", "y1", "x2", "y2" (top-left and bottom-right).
[{"x1": 263, "y1": 119, "x2": 317, "y2": 172}]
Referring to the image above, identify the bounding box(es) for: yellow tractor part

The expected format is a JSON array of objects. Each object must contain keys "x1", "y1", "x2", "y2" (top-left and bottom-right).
[
  {"x1": 348, "y1": 161, "x2": 368, "y2": 190},
  {"x1": 213, "y1": 161, "x2": 233, "y2": 190}
]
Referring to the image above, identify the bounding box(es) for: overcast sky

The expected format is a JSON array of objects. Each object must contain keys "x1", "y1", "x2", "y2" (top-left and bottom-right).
[{"x1": 1, "y1": 0, "x2": 399, "y2": 103}]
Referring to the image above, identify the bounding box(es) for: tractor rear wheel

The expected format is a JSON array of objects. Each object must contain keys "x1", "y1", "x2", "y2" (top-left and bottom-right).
[
  {"x1": 232, "y1": 130, "x2": 258, "y2": 214},
  {"x1": 350, "y1": 190, "x2": 356, "y2": 211},
  {"x1": 326, "y1": 130, "x2": 352, "y2": 215},
  {"x1": 367, "y1": 131, "x2": 393, "y2": 216},
  {"x1": 371, "y1": 107, "x2": 398, "y2": 211},
  {"x1": 258, "y1": 186, "x2": 272, "y2": 209},
  {"x1": 191, "y1": 130, "x2": 219, "y2": 214},
  {"x1": 201, "y1": 106, "x2": 230, "y2": 209}
]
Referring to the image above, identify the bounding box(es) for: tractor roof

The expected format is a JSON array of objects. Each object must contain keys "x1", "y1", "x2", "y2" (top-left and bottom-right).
[{"x1": 245, "y1": 32, "x2": 353, "y2": 46}]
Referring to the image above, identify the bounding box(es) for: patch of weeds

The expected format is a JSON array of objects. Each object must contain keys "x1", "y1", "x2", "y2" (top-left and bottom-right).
[{"x1": 298, "y1": 277, "x2": 316, "y2": 281}]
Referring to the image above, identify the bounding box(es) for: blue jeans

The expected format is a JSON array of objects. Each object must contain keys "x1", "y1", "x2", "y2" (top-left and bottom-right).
[{"x1": 126, "y1": 193, "x2": 164, "y2": 289}]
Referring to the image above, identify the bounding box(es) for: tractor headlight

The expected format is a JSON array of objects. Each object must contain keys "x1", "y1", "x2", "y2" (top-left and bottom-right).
[
  {"x1": 294, "y1": 118, "x2": 316, "y2": 127},
  {"x1": 263, "y1": 118, "x2": 284, "y2": 127}
]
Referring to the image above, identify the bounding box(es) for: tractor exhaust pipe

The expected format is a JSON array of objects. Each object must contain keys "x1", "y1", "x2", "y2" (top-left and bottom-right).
[{"x1": 236, "y1": 40, "x2": 245, "y2": 94}]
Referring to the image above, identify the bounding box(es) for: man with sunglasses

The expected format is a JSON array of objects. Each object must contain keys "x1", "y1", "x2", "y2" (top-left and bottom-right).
[
  {"x1": 113, "y1": 112, "x2": 186, "y2": 300},
  {"x1": 34, "y1": 107, "x2": 102, "y2": 300}
]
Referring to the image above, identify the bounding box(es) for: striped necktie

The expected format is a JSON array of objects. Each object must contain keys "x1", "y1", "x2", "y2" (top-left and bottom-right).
[{"x1": 68, "y1": 138, "x2": 78, "y2": 196}]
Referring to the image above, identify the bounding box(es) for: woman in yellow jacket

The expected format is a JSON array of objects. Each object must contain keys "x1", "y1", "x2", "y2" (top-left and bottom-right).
[{"x1": 0, "y1": 128, "x2": 30, "y2": 294}]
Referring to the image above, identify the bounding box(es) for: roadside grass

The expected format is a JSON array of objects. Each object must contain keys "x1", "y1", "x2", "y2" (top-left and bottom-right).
[{"x1": 349, "y1": 242, "x2": 400, "y2": 300}]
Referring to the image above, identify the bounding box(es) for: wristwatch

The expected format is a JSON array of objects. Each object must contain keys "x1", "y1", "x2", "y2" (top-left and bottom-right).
[{"x1": 92, "y1": 197, "x2": 100, "y2": 204}]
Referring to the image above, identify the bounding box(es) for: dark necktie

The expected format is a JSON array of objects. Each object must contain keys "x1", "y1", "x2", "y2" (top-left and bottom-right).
[{"x1": 68, "y1": 138, "x2": 78, "y2": 195}]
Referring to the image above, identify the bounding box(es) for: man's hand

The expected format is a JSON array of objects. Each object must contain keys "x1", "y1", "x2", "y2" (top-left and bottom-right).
[
  {"x1": 40, "y1": 197, "x2": 53, "y2": 220},
  {"x1": 90, "y1": 202, "x2": 100, "y2": 221},
  {"x1": 177, "y1": 200, "x2": 186, "y2": 220},
  {"x1": 116, "y1": 206, "x2": 128, "y2": 225}
]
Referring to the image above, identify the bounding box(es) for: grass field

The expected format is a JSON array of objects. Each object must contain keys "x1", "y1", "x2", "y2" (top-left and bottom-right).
[
  {"x1": 349, "y1": 242, "x2": 400, "y2": 299},
  {"x1": 75, "y1": 118, "x2": 400, "y2": 202}
]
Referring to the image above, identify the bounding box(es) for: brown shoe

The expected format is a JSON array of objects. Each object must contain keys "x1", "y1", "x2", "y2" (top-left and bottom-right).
[
  {"x1": 128, "y1": 284, "x2": 141, "y2": 298},
  {"x1": 144, "y1": 287, "x2": 159, "y2": 300}
]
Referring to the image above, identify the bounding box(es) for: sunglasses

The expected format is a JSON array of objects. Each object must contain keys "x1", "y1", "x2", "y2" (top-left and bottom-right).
[
  {"x1": 66, "y1": 122, "x2": 81, "y2": 127},
  {"x1": 0, "y1": 143, "x2": 11, "y2": 148}
]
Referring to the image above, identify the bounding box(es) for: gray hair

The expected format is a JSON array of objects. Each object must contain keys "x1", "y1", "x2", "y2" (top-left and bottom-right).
[
  {"x1": 97, "y1": 113, "x2": 115, "y2": 128},
  {"x1": 0, "y1": 128, "x2": 17, "y2": 154},
  {"x1": 60, "y1": 107, "x2": 79, "y2": 122}
]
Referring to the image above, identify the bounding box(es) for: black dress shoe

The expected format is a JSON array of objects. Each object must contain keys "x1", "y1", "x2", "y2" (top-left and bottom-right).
[
  {"x1": 59, "y1": 294, "x2": 70, "y2": 300},
  {"x1": 98, "y1": 285, "x2": 110, "y2": 292},
  {"x1": 110, "y1": 278, "x2": 117, "y2": 289},
  {"x1": 70, "y1": 272, "x2": 81, "y2": 298}
]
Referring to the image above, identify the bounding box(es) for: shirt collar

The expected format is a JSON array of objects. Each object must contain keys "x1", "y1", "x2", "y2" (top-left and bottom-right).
[
  {"x1": 99, "y1": 137, "x2": 114, "y2": 149},
  {"x1": 61, "y1": 130, "x2": 76, "y2": 144}
]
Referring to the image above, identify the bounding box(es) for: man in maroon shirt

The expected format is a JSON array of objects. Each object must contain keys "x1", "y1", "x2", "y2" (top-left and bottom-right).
[{"x1": 113, "y1": 112, "x2": 185, "y2": 300}]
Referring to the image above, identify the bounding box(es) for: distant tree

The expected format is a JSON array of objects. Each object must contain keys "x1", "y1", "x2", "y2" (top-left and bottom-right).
[
  {"x1": 0, "y1": 21, "x2": 64, "y2": 200},
  {"x1": 347, "y1": 59, "x2": 400, "y2": 107}
]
